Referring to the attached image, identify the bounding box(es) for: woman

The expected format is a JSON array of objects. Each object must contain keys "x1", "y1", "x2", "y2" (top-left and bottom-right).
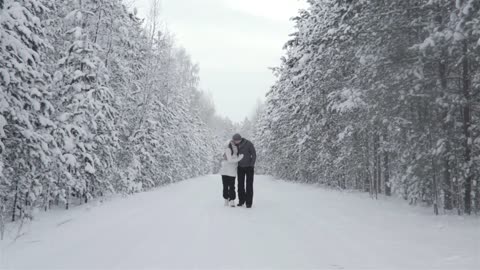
[{"x1": 219, "y1": 141, "x2": 243, "y2": 207}]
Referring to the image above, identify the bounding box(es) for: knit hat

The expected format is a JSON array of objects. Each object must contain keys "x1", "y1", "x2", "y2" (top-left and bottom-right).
[{"x1": 232, "y1": 133, "x2": 242, "y2": 141}]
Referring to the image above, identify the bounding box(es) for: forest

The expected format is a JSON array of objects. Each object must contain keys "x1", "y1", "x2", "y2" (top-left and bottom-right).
[
  {"x1": 254, "y1": 0, "x2": 480, "y2": 215},
  {"x1": 1, "y1": 0, "x2": 480, "y2": 244},
  {"x1": 1, "y1": 1, "x2": 479, "y2": 268},
  {"x1": 0, "y1": 0, "x2": 243, "y2": 238}
]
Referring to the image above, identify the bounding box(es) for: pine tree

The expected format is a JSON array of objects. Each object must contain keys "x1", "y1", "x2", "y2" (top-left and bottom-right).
[
  {"x1": 0, "y1": 0, "x2": 54, "y2": 222},
  {"x1": 257, "y1": 0, "x2": 480, "y2": 215},
  {"x1": 0, "y1": 0, "x2": 233, "y2": 233}
]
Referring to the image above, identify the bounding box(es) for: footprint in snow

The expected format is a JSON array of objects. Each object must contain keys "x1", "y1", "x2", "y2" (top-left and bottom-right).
[{"x1": 56, "y1": 219, "x2": 73, "y2": 227}]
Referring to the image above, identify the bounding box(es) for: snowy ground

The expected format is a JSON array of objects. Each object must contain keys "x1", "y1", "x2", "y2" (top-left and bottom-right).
[{"x1": 1, "y1": 175, "x2": 479, "y2": 270}]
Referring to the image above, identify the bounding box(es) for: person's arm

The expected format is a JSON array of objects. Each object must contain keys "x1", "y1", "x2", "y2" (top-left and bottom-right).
[
  {"x1": 250, "y1": 142, "x2": 256, "y2": 167},
  {"x1": 225, "y1": 148, "x2": 244, "y2": 163},
  {"x1": 232, "y1": 154, "x2": 244, "y2": 163}
]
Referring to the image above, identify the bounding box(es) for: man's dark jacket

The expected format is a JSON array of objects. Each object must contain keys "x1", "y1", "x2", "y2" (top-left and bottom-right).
[{"x1": 236, "y1": 139, "x2": 256, "y2": 168}]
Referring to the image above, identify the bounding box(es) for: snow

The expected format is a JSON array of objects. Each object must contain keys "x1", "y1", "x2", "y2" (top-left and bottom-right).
[
  {"x1": 0, "y1": 115, "x2": 7, "y2": 138},
  {"x1": 64, "y1": 10, "x2": 78, "y2": 22},
  {"x1": 30, "y1": 98, "x2": 41, "y2": 111},
  {"x1": 456, "y1": 0, "x2": 462, "y2": 9},
  {"x1": 85, "y1": 163, "x2": 96, "y2": 174},
  {"x1": 63, "y1": 136, "x2": 76, "y2": 152},
  {"x1": 0, "y1": 69, "x2": 10, "y2": 85},
  {"x1": 298, "y1": 52, "x2": 311, "y2": 67},
  {"x1": 53, "y1": 70, "x2": 63, "y2": 82},
  {"x1": 57, "y1": 112, "x2": 72, "y2": 122},
  {"x1": 63, "y1": 153, "x2": 76, "y2": 167},
  {"x1": 1, "y1": 175, "x2": 479, "y2": 269},
  {"x1": 463, "y1": 0, "x2": 473, "y2": 15},
  {"x1": 328, "y1": 88, "x2": 366, "y2": 113},
  {"x1": 417, "y1": 37, "x2": 435, "y2": 51},
  {"x1": 38, "y1": 115, "x2": 55, "y2": 127}
]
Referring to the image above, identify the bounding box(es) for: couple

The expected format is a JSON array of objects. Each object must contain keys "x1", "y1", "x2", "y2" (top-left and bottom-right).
[{"x1": 219, "y1": 134, "x2": 256, "y2": 208}]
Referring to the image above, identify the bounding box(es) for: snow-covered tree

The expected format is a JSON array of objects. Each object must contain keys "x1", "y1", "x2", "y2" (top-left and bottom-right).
[
  {"x1": 258, "y1": 0, "x2": 480, "y2": 215},
  {"x1": 0, "y1": 0, "x2": 227, "y2": 228},
  {"x1": 0, "y1": 0, "x2": 54, "y2": 222}
]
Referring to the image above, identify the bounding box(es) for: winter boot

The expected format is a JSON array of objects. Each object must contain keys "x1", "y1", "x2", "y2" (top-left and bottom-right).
[
  {"x1": 224, "y1": 199, "x2": 229, "y2": 206},
  {"x1": 229, "y1": 200, "x2": 236, "y2": 207}
]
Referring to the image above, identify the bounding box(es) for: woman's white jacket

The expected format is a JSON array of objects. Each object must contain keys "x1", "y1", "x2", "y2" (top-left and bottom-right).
[{"x1": 219, "y1": 148, "x2": 244, "y2": 177}]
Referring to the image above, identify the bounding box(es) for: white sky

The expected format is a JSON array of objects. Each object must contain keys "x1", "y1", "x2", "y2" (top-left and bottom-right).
[{"x1": 132, "y1": 0, "x2": 306, "y2": 122}]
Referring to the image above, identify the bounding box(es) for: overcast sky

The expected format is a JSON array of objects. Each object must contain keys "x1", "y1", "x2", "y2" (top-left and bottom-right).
[{"x1": 132, "y1": 0, "x2": 306, "y2": 122}]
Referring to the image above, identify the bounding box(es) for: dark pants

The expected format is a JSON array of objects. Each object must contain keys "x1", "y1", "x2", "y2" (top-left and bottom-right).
[
  {"x1": 222, "y1": 175, "x2": 236, "y2": 201},
  {"x1": 237, "y1": 167, "x2": 254, "y2": 206}
]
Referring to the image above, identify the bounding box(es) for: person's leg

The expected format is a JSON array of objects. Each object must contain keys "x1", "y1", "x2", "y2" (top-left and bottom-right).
[
  {"x1": 237, "y1": 167, "x2": 247, "y2": 206},
  {"x1": 222, "y1": 176, "x2": 229, "y2": 200},
  {"x1": 246, "y1": 167, "x2": 255, "y2": 207},
  {"x1": 228, "y1": 176, "x2": 236, "y2": 201}
]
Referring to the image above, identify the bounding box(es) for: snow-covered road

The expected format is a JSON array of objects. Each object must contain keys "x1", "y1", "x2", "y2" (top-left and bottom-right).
[{"x1": 1, "y1": 175, "x2": 479, "y2": 269}]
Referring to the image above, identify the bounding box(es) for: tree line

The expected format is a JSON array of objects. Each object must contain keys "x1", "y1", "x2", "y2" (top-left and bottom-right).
[
  {"x1": 0, "y1": 0, "x2": 222, "y2": 238},
  {"x1": 255, "y1": 0, "x2": 480, "y2": 215}
]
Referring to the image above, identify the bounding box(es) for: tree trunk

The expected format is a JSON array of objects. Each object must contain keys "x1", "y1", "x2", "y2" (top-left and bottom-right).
[
  {"x1": 66, "y1": 187, "x2": 70, "y2": 210},
  {"x1": 377, "y1": 133, "x2": 382, "y2": 195},
  {"x1": 0, "y1": 200, "x2": 5, "y2": 240},
  {"x1": 373, "y1": 131, "x2": 381, "y2": 197},
  {"x1": 11, "y1": 182, "x2": 19, "y2": 222},
  {"x1": 44, "y1": 183, "x2": 50, "y2": 212},
  {"x1": 93, "y1": 6, "x2": 103, "y2": 44},
  {"x1": 461, "y1": 40, "x2": 472, "y2": 215},
  {"x1": 365, "y1": 135, "x2": 373, "y2": 195},
  {"x1": 383, "y1": 130, "x2": 391, "y2": 196},
  {"x1": 431, "y1": 144, "x2": 440, "y2": 215},
  {"x1": 443, "y1": 156, "x2": 453, "y2": 210},
  {"x1": 372, "y1": 133, "x2": 379, "y2": 199},
  {"x1": 438, "y1": 53, "x2": 454, "y2": 210},
  {"x1": 475, "y1": 185, "x2": 480, "y2": 215}
]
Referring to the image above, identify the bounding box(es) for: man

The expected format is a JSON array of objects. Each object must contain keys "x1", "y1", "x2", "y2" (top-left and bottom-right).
[{"x1": 232, "y1": 133, "x2": 256, "y2": 208}]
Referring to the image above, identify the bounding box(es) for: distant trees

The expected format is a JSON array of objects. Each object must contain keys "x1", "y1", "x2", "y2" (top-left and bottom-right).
[
  {"x1": 0, "y1": 0, "x2": 223, "y2": 233},
  {"x1": 239, "y1": 100, "x2": 265, "y2": 172},
  {"x1": 256, "y1": 0, "x2": 480, "y2": 215}
]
